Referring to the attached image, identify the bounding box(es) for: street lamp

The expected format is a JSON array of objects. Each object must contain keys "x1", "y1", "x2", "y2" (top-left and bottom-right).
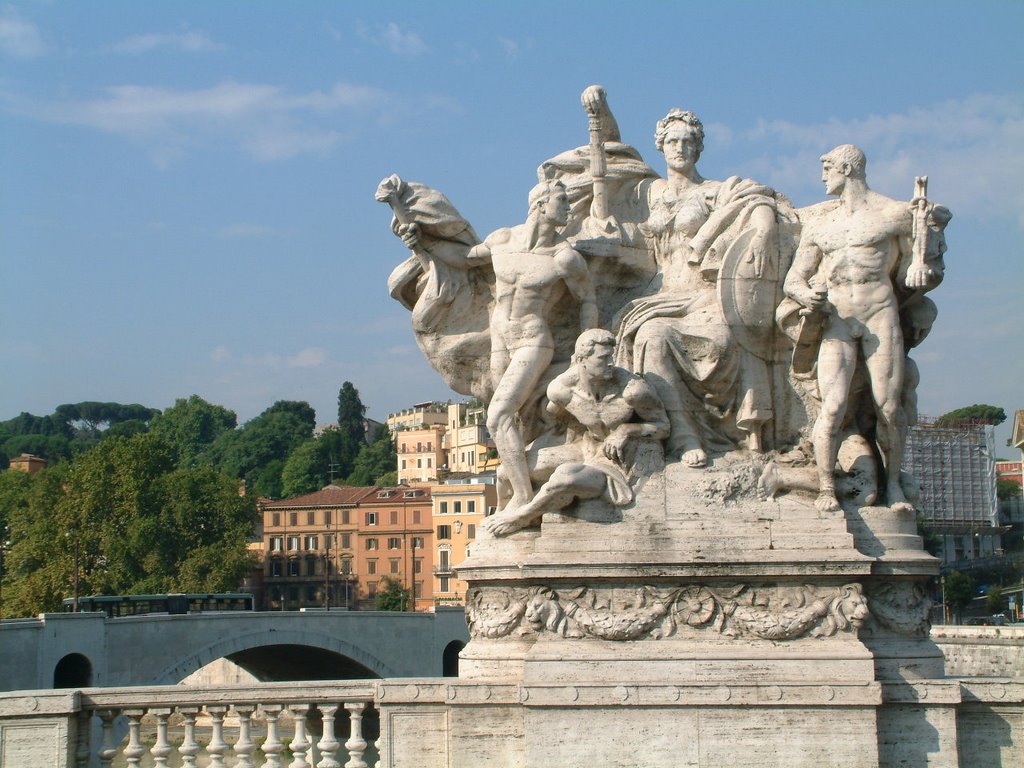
[
  {"x1": 65, "y1": 529, "x2": 80, "y2": 613},
  {"x1": 340, "y1": 554, "x2": 354, "y2": 610},
  {"x1": 940, "y1": 574, "x2": 948, "y2": 624},
  {"x1": 0, "y1": 538, "x2": 6, "y2": 620},
  {"x1": 323, "y1": 514, "x2": 333, "y2": 611}
]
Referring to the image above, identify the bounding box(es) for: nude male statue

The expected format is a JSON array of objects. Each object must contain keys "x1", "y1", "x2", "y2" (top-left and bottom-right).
[
  {"x1": 784, "y1": 145, "x2": 940, "y2": 514},
  {"x1": 459, "y1": 180, "x2": 598, "y2": 511},
  {"x1": 484, "y1": 329, "x2": 669, "y2": 536}
]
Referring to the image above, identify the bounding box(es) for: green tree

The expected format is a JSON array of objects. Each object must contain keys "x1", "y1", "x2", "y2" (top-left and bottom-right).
[
  {"x1": 1, "y1": 465, "x2": 76, "y2": 617},
  {"x1": 203, "y1": 401, "x2": 315, "y2": 493},
  {"x1": 337, "y1": 382, "x2": 367, "y2": 443},
  {"x1": 997, "y1": 479, "x2": 1021, "y2": 501},
  {"x1": 149, "y1": 395, "x2": 237, "y2": 466},
  {"x1": 0, "y1": 411, "x2": 74, "y2": 440},
  {"x1": 935, "y1": 404, "x2": 1007, "y2": 427},
  {"x1": 985, "y1": 585, "x2": 1005, "y2": 615},
  {"x1": 329, "y1": 382, "x2": 369, "y2": 480},
  {"x1": 0, "y1": 411, "x2": 75, "y2": 463},
  {"x1": 943, "y1": 570, "x2": 975, "y2": 623},
  {"x1": 376, "y1": 470, "x2": 398, "y2": 487},
  {"x1": 375, "y1": 576, "x2": 411, "y2": 611},
  {"x1": 152, "y1": 466, "x2": 257, "y2": 592},
  {"x1": 55, "y1": 402, "x2": 160, "y2": 453},
  {"x1": 2, "y1": 434, "x2": 72, "y2": 464},
  {"x1": 55, "y1": 402, "x2": 160, "y2": 433},
  {"x1": 1, "y1": 433, "x2": 257, "y2": 616},
  {"x1": 345, "y1": 426, "x2": 397, "y2": 486},
  {"x1": 281, "y1": 440, "x2": 329, "y2": 497}
]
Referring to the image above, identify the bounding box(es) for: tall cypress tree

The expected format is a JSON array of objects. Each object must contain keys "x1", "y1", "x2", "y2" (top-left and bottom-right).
[{"x1": 337, "y1": 382, "x2": 367, "y2": 446}]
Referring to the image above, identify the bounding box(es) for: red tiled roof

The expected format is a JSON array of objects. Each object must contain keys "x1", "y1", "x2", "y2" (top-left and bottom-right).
[
  {"x1": 259, "y1": 485, "x2": 379, "y2": 508},
  {"x1": 363, "y1": 484, "x2": 433, "y2": 503}
]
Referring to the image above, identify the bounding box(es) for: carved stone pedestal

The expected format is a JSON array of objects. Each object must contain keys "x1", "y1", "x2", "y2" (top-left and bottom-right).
[{"x1": 441, "y1": 462, "x2": 947, "y2": 767}]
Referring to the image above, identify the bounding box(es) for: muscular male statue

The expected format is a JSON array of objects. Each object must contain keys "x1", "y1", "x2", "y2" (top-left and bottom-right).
[
  {"x1": 784, "y1": 145, "x2": 939, "y2": 513},
  {"x1": 484, "y1": 329, "x2": 669, "y2": 536},
  {"x1": 465, "y1": 180, "x2": 598, "y2": 511}
]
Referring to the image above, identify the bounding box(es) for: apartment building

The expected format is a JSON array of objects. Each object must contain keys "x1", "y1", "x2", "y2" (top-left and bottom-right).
[
  {"x1": 258, "y1": 483, "x2": 434, "y2": 612},
  {"x1": 443, "y1": 402, "x2": 497, "y2": 474},
  {"x1": 386, "y1": 402, "x2": 448, "y2": 433},
  {"x1": 355, "y1": 486, "x2": 434, "y2": 610},
  {"x1": 258, "y1": 485, "x2": 370, "y2": 611},
  {"x1": 431, "y1": 476, "x2": 497, "y2": 605},
  {"x1": 396, "y1": 425, "x2": 445, "y2": 485}
]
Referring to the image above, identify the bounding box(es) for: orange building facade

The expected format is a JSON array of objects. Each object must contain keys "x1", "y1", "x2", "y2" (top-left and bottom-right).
[
  {"x1": 396, "y1": 425, "x2": 446, "y2": 485},
  {"x1": 353, "y1": 486, "x2": 434, "y2": 611},
  {"x1": 258, "y1": 484, "x2": 434, "y2": 612}
]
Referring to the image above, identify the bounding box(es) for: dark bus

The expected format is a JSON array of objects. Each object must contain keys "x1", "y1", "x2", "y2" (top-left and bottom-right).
[{"x1": 62, "y1": 593, "x2": 254, "y2": 617}]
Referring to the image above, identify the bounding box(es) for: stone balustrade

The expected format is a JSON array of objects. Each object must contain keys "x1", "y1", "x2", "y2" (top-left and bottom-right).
[
  {"x1": 3, "y1": 675, "x2": 1023, "y2": 766},
  {"x1": 0, "y1": 681, "x2": 380, "y2": 768},
  {"x1": 931, "y1": 624, "x2": 1024, "y2": 678}
]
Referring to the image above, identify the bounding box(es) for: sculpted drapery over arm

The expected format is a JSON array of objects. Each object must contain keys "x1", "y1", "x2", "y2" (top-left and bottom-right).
[{"x1": 376, "y1": 175, "x2": 494, "y2": 401}]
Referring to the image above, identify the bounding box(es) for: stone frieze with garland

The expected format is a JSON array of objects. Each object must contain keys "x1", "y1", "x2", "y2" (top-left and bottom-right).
[{"x1": 466, "y1": 582, "x2": 870, "y2": 642}]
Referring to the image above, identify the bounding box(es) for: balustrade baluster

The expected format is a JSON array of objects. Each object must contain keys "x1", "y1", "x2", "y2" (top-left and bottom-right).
[
  {"x1": 149, "y1": 707, "x2": 173, "y2": 767},
  {"x1": 316, "y1": 704, "x2": 341, "y2": 768},
  {"x1": 75, "y1": 710, "x2": 91, "y2": 768},
  {"x1": 260, "y1": 704, "x2": 285, "y2": 768},
  {"x1": 123, "y1": 709, "x2": 147, "y2": 767},
  {"x1": 234, "y1": 704, "x2": 258, "y2": 768},
  {"x1": 288, "y1": 704, "x2": 312, "y2": 768},
  {"x1": 343, "y1": 702, "x2": 368, "y2": 768},
  {"x1": 206, "y1": 705, "x2": 229, "y2": 768},
  {"x1": 179, "y1": 706, "x2": 201, "y2": 768},
  {"x1": 97, "y1": 710, "x2": 118, "y2": 768}
]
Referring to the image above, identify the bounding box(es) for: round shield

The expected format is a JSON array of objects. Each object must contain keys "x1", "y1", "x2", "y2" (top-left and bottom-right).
[{"x1": 717, "y1": 227, "x2": 782, "y2": 360}]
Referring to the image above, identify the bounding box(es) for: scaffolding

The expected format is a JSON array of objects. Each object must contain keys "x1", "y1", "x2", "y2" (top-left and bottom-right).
[{"x1": 903, "y1": 417, "x2": 999, "y2": 533}]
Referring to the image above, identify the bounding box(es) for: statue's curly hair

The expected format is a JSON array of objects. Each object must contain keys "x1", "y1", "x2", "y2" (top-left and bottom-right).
[{"x1": 655, "y1": 108, "x2": 705, "y2": 155}]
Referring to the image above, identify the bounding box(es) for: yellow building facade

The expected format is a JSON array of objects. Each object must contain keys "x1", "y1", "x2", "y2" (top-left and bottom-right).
[{"x1": 430, "y1": 478, "x2": 497, "y2": 605}]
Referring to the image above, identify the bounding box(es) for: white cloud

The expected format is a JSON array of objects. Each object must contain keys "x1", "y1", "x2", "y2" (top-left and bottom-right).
[
  {"x1": 210, "y1": 346, "x2": 231, "y2": 363},
  {"x1": 0, "y1": 7, "x2": 48, "y2": 59},
  {"x1": 287, "y1": 348, "x2": 328, "y2": 368},
  {"x1": 733, "y1": 93, "x2": 1024, "y2": 224},
  {"x1": 499, "y1": 37, "x2": 519, "y2": 60},
  {"x1": 15, "y1": 79, "x2": 389, "y2": 164},
  {"x1": 359, "y1": 21, "x2": 428, "y2": 57},
  {"x1": 219, "y1": 223, "x2": 278, "y2": 239},
  {"x1": 109, "y1": 31, "x2": 224, "y2": 55}
]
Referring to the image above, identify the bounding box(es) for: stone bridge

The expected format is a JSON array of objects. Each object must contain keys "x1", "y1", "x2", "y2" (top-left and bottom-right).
[{"x1": 0, "y1": 607, "x2": 469, "y2": 692}]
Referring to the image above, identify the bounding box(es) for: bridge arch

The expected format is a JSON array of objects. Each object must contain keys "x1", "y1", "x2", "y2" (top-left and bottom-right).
[
  {"x1": 442, "y1": 640, "x2": 465, "y2": 677},
  {"x1": 53, "y1": 653, "x2": 93, "y2": 688},
  {"x1": 151, "y1": 628, "x2": 401, "y2": 685}
]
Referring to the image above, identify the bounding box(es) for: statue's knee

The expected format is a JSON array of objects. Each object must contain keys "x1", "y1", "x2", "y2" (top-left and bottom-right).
[
  {"x1": 486, "y1": 405, "x2": 513, "y2": 432},
  {"x1": 548, "y1": 464, "x2": 581, "y2": 489},
  {"x1": 877, "y1": 399, "x2": 901, "y2": 428},
  {"x1": 634, "y1": 320, "x2": 671, "y2": 353}
]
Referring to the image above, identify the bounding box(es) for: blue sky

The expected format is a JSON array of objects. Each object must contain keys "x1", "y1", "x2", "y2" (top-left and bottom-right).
[{"x1": 1, "y1": 2, "x2": 1022, "y2": 451}]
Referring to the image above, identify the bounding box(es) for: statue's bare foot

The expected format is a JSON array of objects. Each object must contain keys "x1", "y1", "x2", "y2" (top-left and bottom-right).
[
  {"x1": 815, "y1": 492, "x2": 841, "y2": 513},
  {"x1": 757, "y1": 461, "x2": 782, "y2": 501},
  {"x1": 672, "y1": 444, "x2": 707, "y2": 468},
  {"x1": 887, "y1": 484, "x2": 915, "y2": 514},
  {"x1": 482, "y1": 505, "x2": 537, "y2": 537}
]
